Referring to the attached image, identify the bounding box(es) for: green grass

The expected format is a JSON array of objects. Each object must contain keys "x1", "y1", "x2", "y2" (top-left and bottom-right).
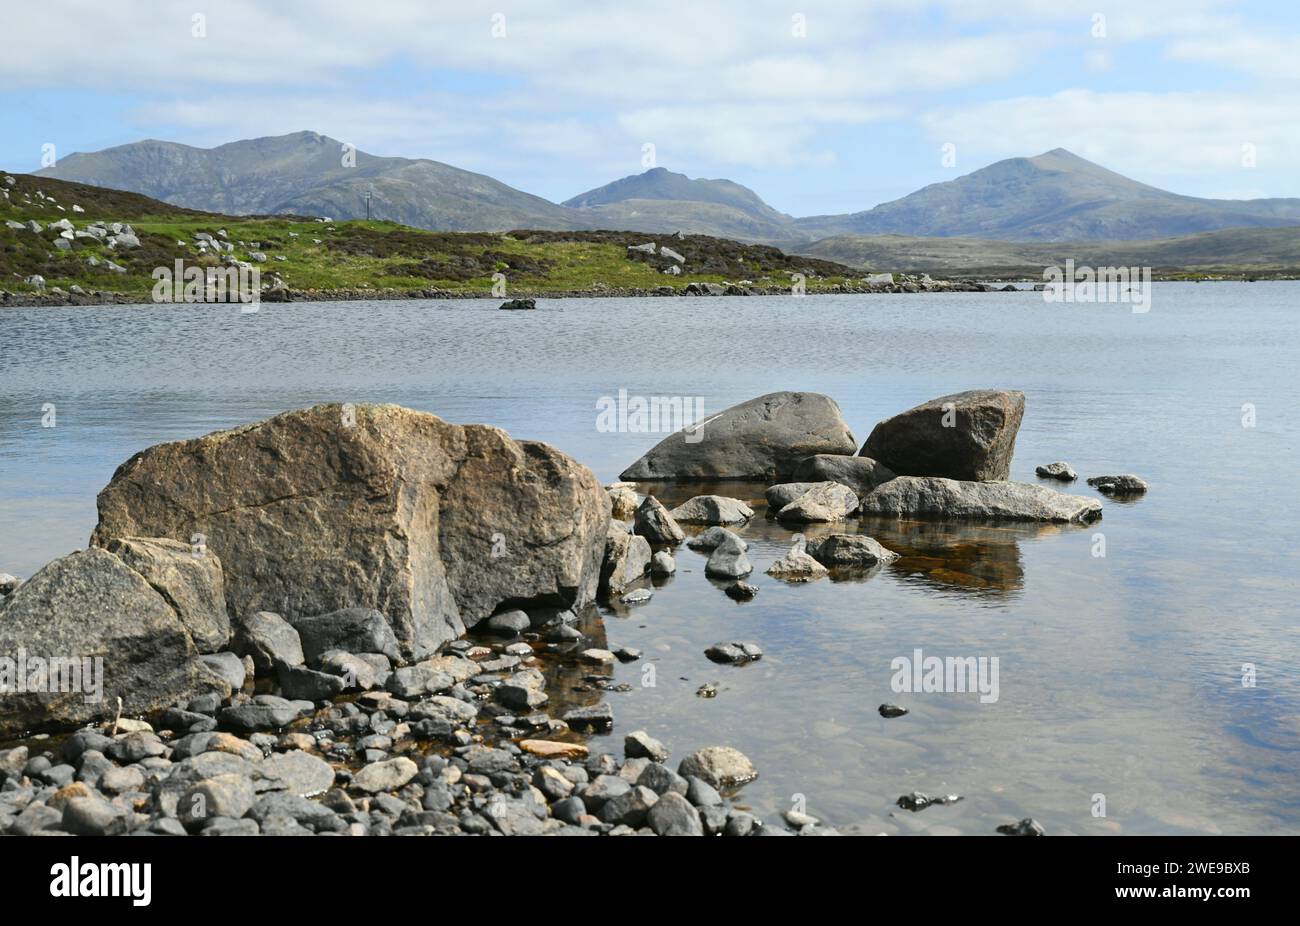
[{"x1": 1, "y1": 171, "x2": 859, "y2": 299}]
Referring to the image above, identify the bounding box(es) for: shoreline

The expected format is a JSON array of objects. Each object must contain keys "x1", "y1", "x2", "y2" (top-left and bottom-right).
[{"x1": 0, "y1": 275, "x2": 1282, "y2": 308}]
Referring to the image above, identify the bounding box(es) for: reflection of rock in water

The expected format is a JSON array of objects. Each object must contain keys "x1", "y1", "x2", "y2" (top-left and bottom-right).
[{"x1": 862, "y1": 517, "x2": 1049, "y2": 595}]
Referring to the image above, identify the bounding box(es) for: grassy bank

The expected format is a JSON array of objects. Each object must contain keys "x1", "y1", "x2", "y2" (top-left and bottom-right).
[{"x1": 0, "y1": 172, "x2": 863, "y2": 301}]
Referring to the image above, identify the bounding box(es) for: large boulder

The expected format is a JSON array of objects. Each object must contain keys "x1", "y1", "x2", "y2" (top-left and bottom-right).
[
  {"x1": 90, "y1": 404, "x2": 608, "y2": 659},
  {"x1": 860, "y1": 477, "x2": 1102, "y2": 524},
  {"x1": 790, "y1": 454, "x2": 896, "y2": 497},
  {"x1": 102, "y1": 537, "x2": 229, "y2": 654},
  {"x1": 860, "y1": 390, "x2": 1024, "y2": 481},
  {"x1": 619, "y1": 392, "x2": 856, "y2": 481},
  {"x1": 290, "y1": 607, "x2": 402, "y2": 664},
  {"x1": 0, "y1": 548, "x2": 221, "y2": 737}
]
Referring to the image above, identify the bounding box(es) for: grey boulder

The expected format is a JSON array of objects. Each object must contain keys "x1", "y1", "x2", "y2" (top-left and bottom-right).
[
  {"x1": 669, "y1": 495, "x2": 754, "y2": 524},
  {"x1": 805, "y1": 534, "x2": 899, "y2": 568},
  {"x1": 704, "y1": 533, "x2": 753, "y2": 579},
  {"x1": 633, "y1": 495, "x2": 685, "y2": 544},
  {"x1": 91, "y1": 403, "x2": 607, "y2": 660},
  {"x1": 1087, "y1": 474, "x2": 1148, "y2": 495},
  {"x1": 0, "y1": 548, "x2": 221, "y2": 738},
  {"x1": 292, "y1": 607, "x2": 402, "y2": 664},
  {"x1": 599, "y1": 521, "x2": 651, "y2": 596},
  {"x1": 860, "y1": 389, "x2": 1025, "y2": 481},
  {"x1": 860, "y1": 476, "x2": 1102, "y2": 524},
  {"x1": 776, "y1": 482, "x2": 860, "y2": 522},
  {"x1": 620, "y1": 391, "x2": 856, "y2": 481},
  {"x1": 233, "y1": 611, "x2": 304, "y2": 673},
  {"x1": 790, "y1": 453, "x2": 896, "y2": 497}
]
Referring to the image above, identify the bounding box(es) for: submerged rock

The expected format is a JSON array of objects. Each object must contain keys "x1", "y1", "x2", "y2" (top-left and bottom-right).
[
  {"x1": 91, "y1": 403, "x2": 607, "y2": 659},
  {"x1": 1035, "y1": 461, "x2": 1077, "y2": 481},
  {"x1": 669, "y1": 495, "x2": 754, "y2": 524},
  {"x1": 620, "y1": 391, "x2": 856, "y2": 481},
  {"x1": 861, "y1": 389, "x2": 1025, "y2": 481},
  {"x1": 1086, "y1": 474, "x2": 1148, "y2": 495},
  {"x1": 805, "y1": 534, "x2": 899, "y2": 568},
  {"x1": 860, "y1": 476, "x2": 1102, "y2": 524}
]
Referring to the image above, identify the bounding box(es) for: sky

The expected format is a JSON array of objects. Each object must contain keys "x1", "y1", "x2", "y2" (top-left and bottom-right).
[{"x1": 1, "y1": 0, "x2": 1297, "y2": 216}]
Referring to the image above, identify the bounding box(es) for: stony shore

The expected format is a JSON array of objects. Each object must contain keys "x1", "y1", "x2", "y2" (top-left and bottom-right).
[
  {"x1": 1, "y1": 389, "x2": 1141, "y2": 836},
  {"x1": 0, "y1": 276, "x2": 1025, "y2": 308}
]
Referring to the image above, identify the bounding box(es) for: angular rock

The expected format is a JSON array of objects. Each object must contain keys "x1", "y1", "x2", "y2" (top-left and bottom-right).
[
  {"x1": 620, "y1": 392, "x2": 857, "y2": 481},
  {"x1": 633, "y1": 495, "x2": 685, "y2": 544},
  {"x1": 260, "y1": 749, "x2": 335, "y2": 796},
  {"x1": 292, "y1": 608, "x2": 402, "y2": 663},
  {"x1": 765, "y1": 545, "x2": 828, "y2": 582},
  {"x1": 91, "y1": 403, "x2": 607, "y2": 659},
  {"x1": 777, "y1": 482, "x2": 859, "y2": 522},
  {"x1": 669, "y1": 495, "x2": 754, "y2": 524},
  {"x1": 764, "y1": 482, "x2": 820, "y2": 510},
  {"x1": 650, "y1": 551, "x2": 675, "y2": 576},
  {"x1": 103, "y1": 536, "x2": 229, "y2": 653},
  {"x1": 277, "y1": 664, "x2": 346, "y2": 701},
  {"x1": 860, "y1": 476, "x2": 1102, "y2": 524},
  {"x1": 233, "y1": 611, "x2": 304, "y2": 673},
  {"x1": 0, "y1": 548, "x2": 215, "y2": 737},
  {"x1": 647, "y1": 791, "x2": 704, "y2": 836},
  {"x1": 606, "y1": 482, "x2": 638, "y2": 520},
  {"x1": 200, "y1": 652, "x2": 247, "y2": 691},
  {"x1": 704, "y1": 533, "x2": 753, "y2": 579},
  {"x1": 599, "y1": 784, "x2": 658, "y2": 826},
  {"x1": 805, "y1": 534, "x2": 899, "y2": 568},
  {"x1": 861, "y1": 390, "x2": 1025, "y2": 481},
  {"x1": 790, "y1": 454, "x2": 896, "y2": 497},
  {"x1": 599, "y1": 521, "x2": 651, "y2": 596},
  {"x1": 624, "y1": 730, "x2": 669, "y2": 762}
]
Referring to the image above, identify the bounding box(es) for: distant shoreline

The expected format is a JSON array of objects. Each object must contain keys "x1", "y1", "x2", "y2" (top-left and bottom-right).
[{"x1": 4, "y1": 276, "x2": 1293, "y2": 309}]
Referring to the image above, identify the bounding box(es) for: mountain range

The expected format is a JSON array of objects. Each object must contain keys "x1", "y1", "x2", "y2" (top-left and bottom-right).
[{"x1": 36, "y1": 131, "x2": 1300, "y2": 246}]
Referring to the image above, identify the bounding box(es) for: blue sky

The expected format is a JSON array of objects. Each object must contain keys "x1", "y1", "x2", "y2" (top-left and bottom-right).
[{"x1": 2, "y1": 0, "x2": 1297, "y2": 215}]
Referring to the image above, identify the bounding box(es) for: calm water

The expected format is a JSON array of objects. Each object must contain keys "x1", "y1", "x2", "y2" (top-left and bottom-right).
[{"x1": 2, "y1": 285, "x2": 1298, "y2": 834}]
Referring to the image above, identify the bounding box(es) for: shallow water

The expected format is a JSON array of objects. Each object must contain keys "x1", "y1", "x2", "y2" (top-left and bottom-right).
[{"x1": 2, "y1": 285, "x2": 1298, "y2": 834}]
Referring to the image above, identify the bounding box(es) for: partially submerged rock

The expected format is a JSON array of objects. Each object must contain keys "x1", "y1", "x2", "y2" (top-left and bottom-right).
[
  {"x1": 861, "y1": 390, "x2": 1025, "y2": 481},
  {"x1": 776, "y1": 482, "x2": 859, "y2": 522},
  {"x1": 669, "y1": 495, "x2": 754, "y2": 524},
  {"x1": 91, "y1": 403, "x2": 607, "y2": 659},
  {"x1": 860, "y1": 476, "x2": 1102, "y2": 524},
  {"x1": 790, "y1": 454, "x2": 896, "y2": 497},
  {"x1": 764, "y1": 482, "x2": 820, "y2": 510},
  {"x1": 620, "y1": 392, "x2": 856, "y2": 481},
  {"x1": 600, "y1": 521, "x2": 651, "y2": 596},
  {"x1": 1087, "y1": 474, "x2": 1148, "y2": 495},
  {"x1": 685, "y1": 526, "x2": 749, "y2": 552},
  {"x1": 677, "y1": 746, "x2": 758, "y2": 789},
  {"x1": 765, "y1": 542, "x2": 829, "y2": 582},
  {"x1": 1035, "y1": 461, "x2": 1077, "y2": 482},
  {"x1": 704, "y1": 533, "x2": 753, "y2": 579},
  {"x1": 805, "y1": 534, "x2": 899, "y2": 568},
  {"x1": 633, "y1": 495, "x2": 685, "y2": 544},
  {"x1": 498, "y1": 298, "x2": 536, "y2": 311}
]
